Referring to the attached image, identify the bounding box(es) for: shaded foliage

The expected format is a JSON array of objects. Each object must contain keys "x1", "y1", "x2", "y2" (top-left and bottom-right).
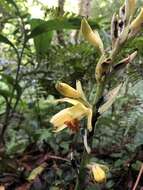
[{"x1": 0, "y1": 0, "x2": 143, "y2": 190}]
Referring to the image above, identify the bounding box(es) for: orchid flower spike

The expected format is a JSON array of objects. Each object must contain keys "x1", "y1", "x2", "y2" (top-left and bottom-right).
[{"x1": 50, "y1": 81, "x2": 93, "y2": 132}]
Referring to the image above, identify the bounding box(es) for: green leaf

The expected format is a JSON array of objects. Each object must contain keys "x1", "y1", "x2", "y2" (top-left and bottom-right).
[
  {"x1": 0, "y1": 89, "x2": 12, "y2": 100},
  {"x1": 34, "y1": 128, "x2": 52, "y2": 142},
  {"x1": 0, "y1": 0, "x2": 12, "y2": 14},
  {"x1": 5, "y1": 129, "x2": 29, "y2": 155},
  {"x1": 4, "y1": 0, "x2": 20, "y2": 15},
  {"x1": 28, "y1": 18, "x2": 99, "y2": 39},
  {"x1": 30, "y1": 19, "x2": 53, "y2": 60},
  {"x1": 132, "y1": 161, "x2": 142, "y2": 171},
  {"x1": 134, "y1": 127, "x2": 143, "y2": 147},
  {"x1": 0, "y1": 34, "x2": 17, "y2": 52},
  {"x1": 27, "y1": 163, "x2": 46, "y2": 181},
  {"x1": 0, "y1": 74, "x2": 22, "y2": 97}
]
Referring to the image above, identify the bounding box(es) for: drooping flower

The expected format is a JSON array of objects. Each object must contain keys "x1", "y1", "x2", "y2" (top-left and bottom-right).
[
  {"x1": 81, "y1": 18, "x2": 104, "y2": 54},
  {"x1": 87, "y1": 163, "x2": 109, "y2": 183},
  {"x1": 50, "y1": 81, "x2": 93, "y2": 132}
]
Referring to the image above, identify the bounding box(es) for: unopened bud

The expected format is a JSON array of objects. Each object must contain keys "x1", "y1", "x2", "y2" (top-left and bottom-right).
[
  {"x1": 119, "y1": 5, "x2": 125, "y2": 20},
  {"x1": 125, "y1": 0, "x2": 136, "y2": 21},
  {"x1": 92, "y1": 164, "x2": 106, "y2": 183},
  {"x1": 119, "y1": 25, "x2": 129, "y2": 44},
  {"x1": 56, "y1": 82, "x2": 80, "y2": 98},
  {"x1": 81, "y1": 18, "x2": 104, "y2": 53},
  {"x1": 111, "y1": 14, "x2": 119, "y2": 47},
  {"x1": 130, "y1": 8, "x2": 143, "y2": 36}
]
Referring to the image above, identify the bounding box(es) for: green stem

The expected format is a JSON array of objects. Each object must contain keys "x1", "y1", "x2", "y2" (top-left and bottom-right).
[
  {"x1": 75, "y1": 150, "x2": 89, "y2": 190},
  {"x1": 0, "y1": 16, "x2": 27, "y2": 143},
  {"x1": 75, "y1": 18, "x2": 131, "y2": 190},
  {"x1": 75, "y1": 81, "x2": 105, "y2": 190},
  {"x1": 93, "y1": 81, "x2": 105, "y2": 106}
]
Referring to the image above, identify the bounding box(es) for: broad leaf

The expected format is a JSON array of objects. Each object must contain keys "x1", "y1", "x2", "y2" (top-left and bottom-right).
[
  {"x1": 30, "y1": 19, "x2": 53, "y2": 60},
  {"x1": 0, "y1": 89, "x2": 11, "y2": 99},
  {"x1": 0, "y1": 74, "x2": 22, "y2": 97},
  {"x1": 0, "y1": 34, "x2": 17, "y2": 52},
  {"x1": 4, "y1": 0, "x2": 20, "y2": 15},
  {"x1": 28, "y1": 18, "x2": 99, "y2": 39}
]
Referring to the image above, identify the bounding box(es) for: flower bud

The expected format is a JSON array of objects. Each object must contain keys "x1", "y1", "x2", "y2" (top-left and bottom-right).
[
  {"x1": 56, "y1": 82, "x2": 80, "y2": 98},
  {"x1": 119, "y1": 5, "x2": 125, "y2": 20},
  {"x1": 111, "y1": 14, "x2": 118, "y2": 47},
  {"x1": 125, "y1": 0, "x2": 136, "y2": 21},
  {"x1": 130, "y1": 8, "x2": 143, "y2": 36},
  {"x1": 119, "y1": 25, "x2": 129, "y2": 44},
  {"x1": 92, "y1": 164, "x2": 106, "y2": 183},
  {"x1": 81, "y1": 18, "x2": 104, "y2": 53}
]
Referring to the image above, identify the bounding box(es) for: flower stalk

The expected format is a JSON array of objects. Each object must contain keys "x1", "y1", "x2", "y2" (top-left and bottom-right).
[
  {"x1": 50, "y1": 0, "x2": 140, "y2": 189},
  {"x1": 75, "y1": 1, "x2": 139, "y2": 186}
]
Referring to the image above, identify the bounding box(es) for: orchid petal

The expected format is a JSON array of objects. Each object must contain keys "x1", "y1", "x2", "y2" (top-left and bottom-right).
[
  {"x1": 76, "y1": 80, "x2": 87, "y2": 101},
  {"x1": 55, "y1": 98, "x2": 80, "y2": 105},
  {"x1": 56, "y1": 82, "x2": 80, "y2": 98}
]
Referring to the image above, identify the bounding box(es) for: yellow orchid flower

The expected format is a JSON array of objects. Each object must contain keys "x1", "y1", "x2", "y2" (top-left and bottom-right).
[
  {"x1": 125, "y1": 0, "x2": 136, "y2": 21},
  {"x1": 56, "y1": 80, "x2": 88, "y2": 101},
  {"x1": 81, "y1": 18, "x2": 104, "y2": 54},
  {"x1": 92, "y1": 164, "x2": 106, "y2": 183},
  {"x1": 87, "y1": 163, "x2": 108, "y2": 183},
  {"x1": 130, "y1": 8, "x2": 143, "y2": 36},
  {"x1": 56, "y1": 82, "x2": 81, "y2": 98},
  {"x1": 76, "y1": 80, "x2": 87, "y2": 101},
  {"x1": 50, "y1": 81, "x2": 93, "y2": 132}
]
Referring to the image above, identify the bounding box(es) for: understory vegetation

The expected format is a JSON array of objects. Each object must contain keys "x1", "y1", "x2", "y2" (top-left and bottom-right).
[{"x1": 0, "y1": 0, "x2": 143, "y2": 189}]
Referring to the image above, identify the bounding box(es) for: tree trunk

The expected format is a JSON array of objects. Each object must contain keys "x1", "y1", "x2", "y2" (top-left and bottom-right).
[
  {"x1": 79, "y1": 0, "x2": 92, "y2": 17},
  {"x1": 57, "y1": 0, "x2": 66, "y2": 45}
]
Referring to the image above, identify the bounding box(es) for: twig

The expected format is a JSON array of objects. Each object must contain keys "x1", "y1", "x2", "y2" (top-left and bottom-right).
[
  {"x1": 0, "y1": 8, "x2": 27, "y2": 142},
  {"x1": 132, "y1": 163, "x2": 143, "y2": 190},
  {"x1": 47, "y1": 154, "x2": 70, "y2": 162}
]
